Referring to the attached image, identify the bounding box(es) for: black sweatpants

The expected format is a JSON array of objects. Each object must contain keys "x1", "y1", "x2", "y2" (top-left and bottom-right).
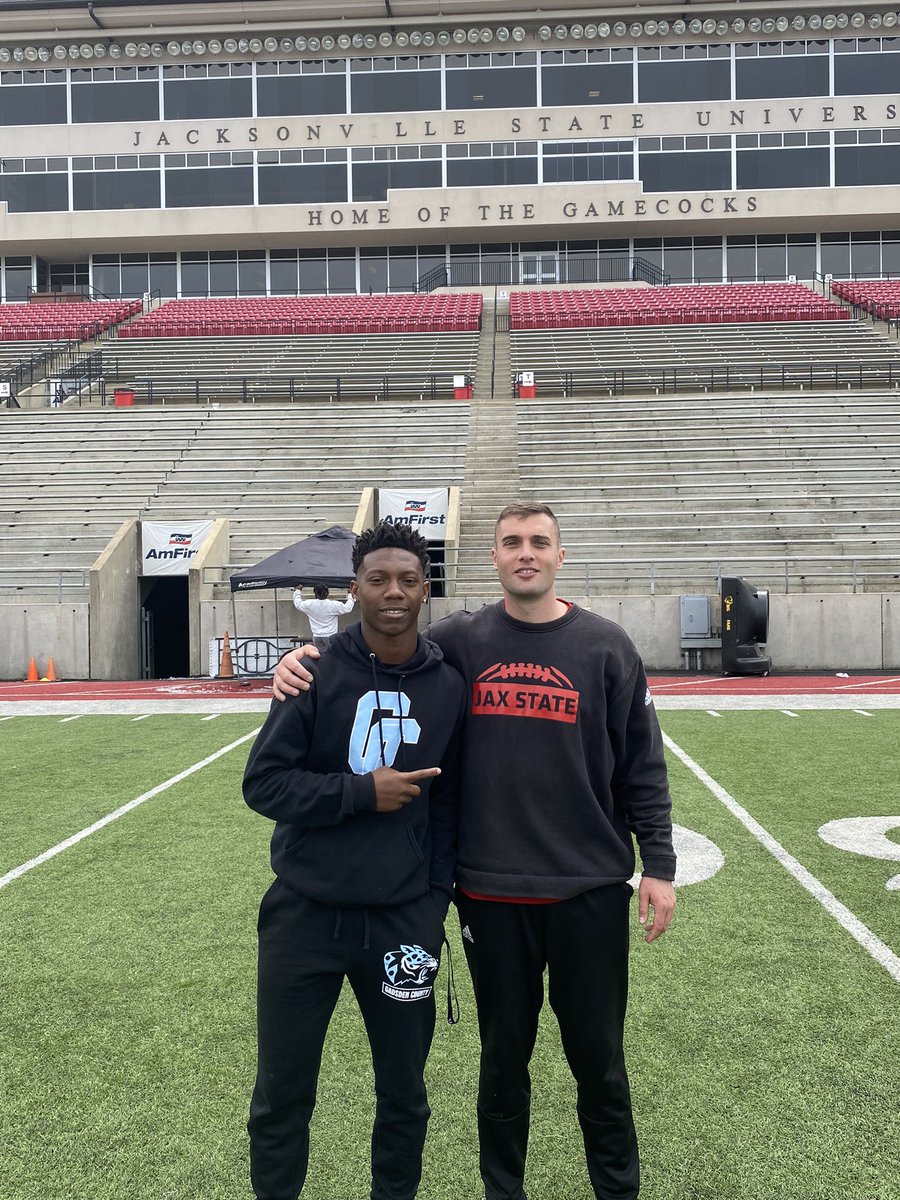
[
  {"x1": 456, "y1": 884, "x2": 638, "y2": 1200},
  {"x1": 249, "y1": 880, "x2": 445, "y2": 1200}
]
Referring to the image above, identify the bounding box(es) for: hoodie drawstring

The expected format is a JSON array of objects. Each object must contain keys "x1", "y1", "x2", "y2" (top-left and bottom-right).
[
  {"x1": 443, "y1": 934, "x2": 460, "y2": 1026},
  {"x1": 332, "y1": 911, "x2": 342, "y2": 940},
  {"x1": 369, "y1": 653, "x2": 388, "y2": 766}
]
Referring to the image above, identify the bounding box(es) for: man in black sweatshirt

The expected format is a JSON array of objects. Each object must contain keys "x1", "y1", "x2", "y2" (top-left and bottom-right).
[
  {"x1": 243, "y1": 521, "x2": 466, "y2": 1200},
  {"x1": 272, "y1": 502, "x2": 676, "y2": 1200}
]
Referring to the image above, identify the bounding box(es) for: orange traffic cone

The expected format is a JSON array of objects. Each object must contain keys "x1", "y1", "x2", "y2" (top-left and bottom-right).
[
  {"x1": 219, "y1": 631, "x2": 235, "y2": 679},
  {"x1": 26, "y1": 656, "x2": 39, "y2": 683},
  {"x1": 41, "y1": 657, "x2": 59, "y2": 683}
]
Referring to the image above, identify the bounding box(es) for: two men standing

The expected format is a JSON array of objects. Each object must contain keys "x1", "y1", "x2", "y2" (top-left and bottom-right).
[{"x1": 259, "y1": 502, "x2": 676, "y2": 1200}]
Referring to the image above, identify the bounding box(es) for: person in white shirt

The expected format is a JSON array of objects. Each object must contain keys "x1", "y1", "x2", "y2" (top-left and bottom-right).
[{"x1": 292, "y1": 583, "x2": 355, "y2": 651}]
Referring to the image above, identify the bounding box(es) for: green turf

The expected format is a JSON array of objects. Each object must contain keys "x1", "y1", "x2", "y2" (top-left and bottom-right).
[{"x1": 1, "y1": 713, "x2": 899, "y2": 1200}]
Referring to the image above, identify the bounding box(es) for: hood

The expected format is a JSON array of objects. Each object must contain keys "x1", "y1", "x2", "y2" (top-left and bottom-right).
[{"x1": 330, "y1": 621, "x2": 446, "y2": 677}]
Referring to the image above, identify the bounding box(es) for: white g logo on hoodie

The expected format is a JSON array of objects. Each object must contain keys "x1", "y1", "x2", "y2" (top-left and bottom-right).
[{"x1": 348, "y1": 691, "x2": 422, "y2": 774}]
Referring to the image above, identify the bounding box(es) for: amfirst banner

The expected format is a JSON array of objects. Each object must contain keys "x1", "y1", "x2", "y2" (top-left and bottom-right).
[
  {"x1": 141, "y1": 520, "x2": 213, "y2": 575},
  {"x1": 378, "y1": 488, "x2": 448, "y2": 540}
]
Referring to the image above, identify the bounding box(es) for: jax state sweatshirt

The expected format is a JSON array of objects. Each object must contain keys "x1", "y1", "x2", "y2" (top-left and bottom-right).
[
  {"x1": 243, "y1": 623, "x2": 466, "y2": 910},
  {"x1": 427, "y1": 602, "x2": 676, "y2": 899}
]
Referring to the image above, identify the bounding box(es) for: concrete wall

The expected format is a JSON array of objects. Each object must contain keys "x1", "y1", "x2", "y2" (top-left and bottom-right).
[
  {"x1": 89, "y1": 520, "x2": 140, "y2": 680},
  {"x1": 0, "y1": 604, "x2": 89, "y2": 681},
  {"x1": 4, "y1": 590, "x2": 897, "y2": 679},
  {"x1": 428, "y1": 593, "x2": 900, "y2": 672},
  {"x1": 188, "y1": 518, "x2": 229, "y2": 677}
]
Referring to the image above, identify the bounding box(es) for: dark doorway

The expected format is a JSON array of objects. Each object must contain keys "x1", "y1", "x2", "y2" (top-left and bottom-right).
[{"x1": 141, "y1": 576, "x2": 190, "y2": 678}]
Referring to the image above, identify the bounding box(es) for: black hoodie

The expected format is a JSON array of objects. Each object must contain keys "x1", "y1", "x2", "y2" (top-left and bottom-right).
[{"x1": 243, "y1": 623, "x2": 466, "y2": 911}]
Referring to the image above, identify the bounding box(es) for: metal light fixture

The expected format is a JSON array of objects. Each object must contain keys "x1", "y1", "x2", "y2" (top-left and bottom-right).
[
  {"x1": 247, "y1": 38, "x2": 261, "y2": 53},
  {"x1": 495, "y1": 27, "x2": 510, "y2": 42},
  {"x1": 553, "y1": 25, "x2": 567, "y2": 41},
  {"x1": 657, "y1": 21, "x2": 669, "y2": 36},
  {"x1": 53, "y1": 45, "x2": 68, "y2": 59},
  {"x1": 570, "y1": 24, "x2": 583, "y2": 39},
  {"x1": 808, "y1": 15, "x2": 823, "y2": 31},
  {"x1": 850, "y1": 12, "x2": 866, "y2": 29},
  {"x1": 207, "y1": 38, "x2": 222, "y2": 54},
  {"x1": 263, "y1": 37, "x2": 278, "y2": 52},
  {"x1": 717, "y1": 20, "x2": 729, "y2": 36},
  {"x1": 466, "y1": 28, "x2": 480, "y2": 44},
  {"x1": 237, "y1": 37, "x2": 250, "y2": 52},
  {"x1": 38, "y1": 45, "x2": 51, "y2": 61},
  {"x1": 436, "y1": 30, "x2": 451, "y2": 46},
  {"x1": 338, "y1": 33, "x2": 352, "y2": 49},
  {"x1": 281, "y1": 37, "x2": 294, "y2": 52},
  {"x1": 67, "y1": 44, "x2": 80, "y2": 59},
  {"x1": 183, "y1": 40, "x2": 195, "y2": 54},
  {"x1": 224, "y1": 38, "x2": 238, "y2": 52},
  {"x1": 792, "y1": 15, "x2": 807, "y2": 31},
  {"x1": 351, "y1": 33, "x2": 365, "y2": 48},
  {"x1": 307, "y1": 36, "x2": 320, "y2": 51},
  {"x1": 422, "y1": 31, "x2": 435, "y2": 46},
  {"x1": 137, "y1": 43, "x2": 151, "y2": 58},
  {"x1": 321, "y1": 35, "x2": 335, "y2": 50},
  {"x1": 12, "y1": 45, "x2": 24, "y2": 60},
  {"x1": 761, "y1": 18, "x2": 776, "y2": 34},
  {"x1": 822, "y1": 14, "x2": 837, "y2": 30},
  {"x1": 672, "y1": 20, "x2": 686, "y2": 36},
  {"x1": 511, "y1": 27, "x2": 526, "y2": 42},
  {"x1": 452, "y1": 28, "x2": 466, "y2": 44},
  {"x1": 703, "y1": 19, "x2": 717, "y2": 35},
  {"x1": 584, "y1": 23, "x2": 598, "y2": 38},
  {"x1": 107, "y1": 43, "x2": 122, "y2": 59},
  {"x1": 613, "y1": 21, "x2": 627, "y2": 37},
  {"x1": 776, "y1": 16, "x2": 790, "y2": 32},
  {"x1": 868, "y1": 14, "x2": 883, "y2": 28},
  {"x1": 408, "y1": 30, "x2": 423, "y2": 46},
  {"x1": 689, "y1": 19, "x2": 703, "y2": 35},
  {"x1": 538, "y1": 26, "x2": 552, "y2": 41},
  {"x1": 479, "y1": 28, "x2": 492, "y2": 43},
  {"x1": 364, "y1": 33, "x2": 378, "y2": 48},
  {"x1": 884, "y1": 13, "x2": 899, "y2": 29},
  {"x1": 644, "y1": 21, "x2": 658, "y2": 37},
  {"x1": 24, "y1": 45, "x2": 39, "y2": 61},
  {"x1": 125, "y1": 42, "x2": 138, "y2": 57},
  {"x1": 598, "y1": 23, "x2": 611, "y2": 39},
  {"x1": 732, "y1": 17, "x2": 746, "y2": 33},
  {"x1": 835, "y1": 14, "x2": 850, "y2": 29},
  {"x1": 630, "y1": 23, "x2": 643, "y2": 38}
]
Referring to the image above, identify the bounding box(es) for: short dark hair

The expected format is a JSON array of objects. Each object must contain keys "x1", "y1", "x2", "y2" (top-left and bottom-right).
[
  {"x1": 352, "y1": 521, "x2": 431, "y2": 576},
  {"x1": 313, "y1": 583, "x2": 329, "y2": 600},
  {"x1": 494, "y1": 501, "x2": 561, "y2": 543}
]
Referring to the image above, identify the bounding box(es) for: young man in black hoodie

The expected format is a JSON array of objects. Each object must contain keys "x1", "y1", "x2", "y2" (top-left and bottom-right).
[
  {"x1": 272, "y1": 502, "x2": 676, "y2": 1200},
  {"x1": 243, "y1": 521, "x2": 466, "y2": 1200}
]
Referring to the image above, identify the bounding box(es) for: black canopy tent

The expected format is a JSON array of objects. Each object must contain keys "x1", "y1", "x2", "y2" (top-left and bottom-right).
[{"x1": 226, "y1": 525, "x2": 356, "y2": 676}]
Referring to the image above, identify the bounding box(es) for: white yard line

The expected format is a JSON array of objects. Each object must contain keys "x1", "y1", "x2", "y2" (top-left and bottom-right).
[
  {"x1": 59, "y1": 715, "x2": 81, "y2": 723},
  {"x1": 201, "y1": 713, "x2": 221, "y2": 721},
  {"x1": 131, "y1": 715, "x2": 151, "y2": 722},
  {"x1": 663, "y1": 733, "x2": 900, "y2": 986},
  {"x1": 781, "y1": 709, "x2": 800, "y2": 717},
  {"x1": 0, "y1": 729, "x2": 261, "y2": 892},
  {"x1": 706, "y1": 710, "x2": 722, "y2": 717},
  {"x1": 854, "y1": 710, "x2": 873, "y2": 717}
]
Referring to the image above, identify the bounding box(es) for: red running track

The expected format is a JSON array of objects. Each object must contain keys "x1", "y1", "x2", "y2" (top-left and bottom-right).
[{"x1": 2, "y1": 674, "x2": 900, "y2": 701}]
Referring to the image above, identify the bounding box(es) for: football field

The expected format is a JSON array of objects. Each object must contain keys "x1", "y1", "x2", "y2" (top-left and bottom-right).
[{"x1": 1, "y1": 707, "x2": 898, "y2": 1200}]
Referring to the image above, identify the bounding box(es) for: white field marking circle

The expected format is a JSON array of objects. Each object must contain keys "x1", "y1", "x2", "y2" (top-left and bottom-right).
[
  {"x1": 663, "y1": 732, "x2": 900, "y2": 985},
  {"x1": 818, "y1": 816, "x2": 900, "y2": 891},
  {"x1": 0, "y1": 728, "x2": 261, "y2": 892},
  {"x1": 630, "y1": 824, "x2": 724, "y2": 891}
]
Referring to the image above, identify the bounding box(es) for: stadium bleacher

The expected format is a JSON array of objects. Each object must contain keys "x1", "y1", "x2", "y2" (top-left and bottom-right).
[
  {"x1": 0, "y1": 403, "x2": 470, "y2": 600},
  {"x1": 830, "y1": 279, "x2": 900, "y2": 320},
  {"x1": 0, "y1": 300, "x2": 141, "y2": 341},
  {"x1": 509, "y1": 283, "x2": 846, "y2": 329},
  {"x1": 120, "y1": 294, "x2": 482, "y2": 337}
]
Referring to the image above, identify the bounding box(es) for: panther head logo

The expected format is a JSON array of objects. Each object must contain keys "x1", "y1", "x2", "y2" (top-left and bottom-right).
[{"x1": 383, "y1": 943, "x2": 439, "y2": 987}]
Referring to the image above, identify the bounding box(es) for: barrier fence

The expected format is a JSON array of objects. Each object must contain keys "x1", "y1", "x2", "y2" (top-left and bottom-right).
[{"x1": 510, "y1": 359, "x2": 900, "y2": 397}]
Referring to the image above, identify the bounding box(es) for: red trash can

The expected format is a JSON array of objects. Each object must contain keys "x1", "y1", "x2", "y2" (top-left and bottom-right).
[{"x1": 113, "y1": 388, "x2": 135, "y2": 407}]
